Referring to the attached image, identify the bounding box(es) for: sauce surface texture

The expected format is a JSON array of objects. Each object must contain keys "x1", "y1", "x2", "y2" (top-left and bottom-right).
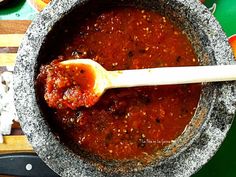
[{"x1": 37, "y1": 7, "x2": 201, "y2": 160}]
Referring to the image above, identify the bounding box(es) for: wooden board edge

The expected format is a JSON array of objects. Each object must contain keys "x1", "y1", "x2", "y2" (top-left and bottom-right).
[
  {"x1": 0, "y1": 53, "x2": 16, "y2": 66},
  {"x1": 0, "y1": 135, "x2": 33, "y2": 152},
  {"x1": 0, "y1": 34, "x2": 24, "y2": 47}
]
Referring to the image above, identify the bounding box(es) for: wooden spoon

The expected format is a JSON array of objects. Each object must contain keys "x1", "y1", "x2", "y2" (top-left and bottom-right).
[{"x1": 61, "y1": 59, "x2": 236, "y2": 104}]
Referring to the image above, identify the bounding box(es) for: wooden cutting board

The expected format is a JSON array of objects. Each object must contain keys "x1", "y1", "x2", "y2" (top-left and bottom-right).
[{"x1": 0, "y1": 20, "x2": 33, "y2": 154}]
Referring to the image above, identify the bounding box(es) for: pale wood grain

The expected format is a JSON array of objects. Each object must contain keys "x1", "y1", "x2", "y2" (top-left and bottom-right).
[
  {"x1": 0, "y1": 20, "x2": 31, "y2": 34},
  {"x1": 0, "y1": 136, "x2": 33, "y2": 153},
  {"x1": 0, "y1": 34, "x2": 24, "y2": 47},
  {"x1": 0, "y1": 53, "x2": 16, "y2": 66}
]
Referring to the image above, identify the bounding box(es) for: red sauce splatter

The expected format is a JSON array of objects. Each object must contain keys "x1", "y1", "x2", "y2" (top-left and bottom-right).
[
  {"x1": 37, "y1": 7, "x2": 201, "y2": 160},
  {"x1": 229, "y1": 35, "x2": 236, "y2": 59}
]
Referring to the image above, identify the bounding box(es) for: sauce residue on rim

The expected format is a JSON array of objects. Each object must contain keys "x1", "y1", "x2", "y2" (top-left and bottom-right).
[{"x1": 36, "y1": 7, "x2": 202, "y2": 160}]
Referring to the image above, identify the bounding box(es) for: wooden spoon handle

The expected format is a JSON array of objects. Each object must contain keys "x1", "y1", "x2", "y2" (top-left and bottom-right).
[{"x1": 107, "y1": 65, "x2": 236, "y2": 88}]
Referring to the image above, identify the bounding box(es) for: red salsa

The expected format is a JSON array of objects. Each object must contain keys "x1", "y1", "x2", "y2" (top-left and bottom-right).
[
  {"x1": 38, "y1": 60, "x2": 98, "y2": 109},
  {"x1": 37, "y1": 7, "x2": 201, "y2": 160}
]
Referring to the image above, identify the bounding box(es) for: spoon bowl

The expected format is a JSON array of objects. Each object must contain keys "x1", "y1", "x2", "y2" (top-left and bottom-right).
[{"x1": 61, "y1": 59, "x2": 108, "y2": 99}]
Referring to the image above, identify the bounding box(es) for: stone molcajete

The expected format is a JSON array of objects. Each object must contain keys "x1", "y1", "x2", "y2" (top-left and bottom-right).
[{"x1": 14, "y1": 0, "x2": 236, "y2": 176}]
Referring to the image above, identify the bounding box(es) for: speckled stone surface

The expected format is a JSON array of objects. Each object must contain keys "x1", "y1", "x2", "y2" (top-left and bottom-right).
[{"x1": 14, "y1": 0, "x2": 236, "y2": 176}]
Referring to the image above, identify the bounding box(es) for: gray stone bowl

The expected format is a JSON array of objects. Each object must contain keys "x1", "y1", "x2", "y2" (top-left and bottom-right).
[{"x1": 14, "y1": 0, "x2": 236, "y2": 176}]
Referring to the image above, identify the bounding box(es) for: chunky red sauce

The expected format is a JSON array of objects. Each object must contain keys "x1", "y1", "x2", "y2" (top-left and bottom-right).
[
  {"x1": 37, "y1": 7, "x2": 201, "y2": 160},
  {"x1": 38, "y1": 60, "x2": 98, "y2": 109}
]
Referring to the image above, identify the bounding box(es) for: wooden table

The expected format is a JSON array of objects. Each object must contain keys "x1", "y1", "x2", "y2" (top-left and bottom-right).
[{"x1": 0, "y1": 20, "x2": 33, "y2": 155}]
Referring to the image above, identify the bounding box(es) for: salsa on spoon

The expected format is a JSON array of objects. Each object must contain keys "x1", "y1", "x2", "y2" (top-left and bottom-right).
[{"x1": 42, "y1": 58, "x2": 236, "y2": 110}]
